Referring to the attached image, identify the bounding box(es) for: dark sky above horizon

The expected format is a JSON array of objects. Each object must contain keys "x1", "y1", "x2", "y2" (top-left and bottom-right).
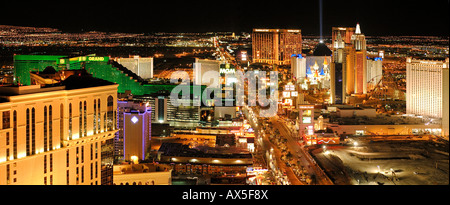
[{"x1": 1, "y1": 0, "x2": 448, "y2": 36}]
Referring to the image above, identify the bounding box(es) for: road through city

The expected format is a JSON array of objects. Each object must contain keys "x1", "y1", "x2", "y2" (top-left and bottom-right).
[{"x1": 270, "y1": 117, "x2": 334, "y2": 185}]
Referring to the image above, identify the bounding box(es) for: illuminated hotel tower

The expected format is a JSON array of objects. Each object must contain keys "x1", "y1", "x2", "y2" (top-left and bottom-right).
[
  {"x1": 330, "y1": 32, "x2": 346, "y2": 104},
  {"x1": 116, "y1": 56, "x2": 154, "y2": 79},
  {"x1": 351, "y1": 23, "x2": 367, "y2": 94},
  {"x1": 330, "y1": 26, "x2": 357, "y2": 104},
  {"x1": 0, "y1": 77, "x2": 118, "y2": 185},
  {"x1": 252, "y1": 29, "x2": 302, "y2": 65},
  {"x1": 406, "y1": 58, "x2": 449, "y2": 137},
  {"x1": 291, "y1": 54, "x2": 307, "y2": 83},
  {"x1": 332, "y1": 27, "x2": 355, "y2": 45}
]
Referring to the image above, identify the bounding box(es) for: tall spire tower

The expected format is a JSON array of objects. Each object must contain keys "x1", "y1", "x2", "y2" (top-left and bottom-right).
[
  {"x1": 352, "y1": 23, "x2": 366, "y2": 51},
  {"x1": 351, "y1": 23, "x2": 368, "y2": 94},
  {"x1": 355, "y1": 23, "x2": 361, "y2": 34}
]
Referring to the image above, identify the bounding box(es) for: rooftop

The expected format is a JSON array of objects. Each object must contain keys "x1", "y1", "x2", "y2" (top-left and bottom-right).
[
  {"x1": 332, "y1": 114, "x2": 438, "y2": 126},
  {"x1": 0, "y1": 73, "x2": 116, "y2": 98},
  {"x1": 62, "y1": 74, "x2": 116, "y2": 90},
  {"x1": 158, "y1": 143, "x2": 251, "y2": 159}
]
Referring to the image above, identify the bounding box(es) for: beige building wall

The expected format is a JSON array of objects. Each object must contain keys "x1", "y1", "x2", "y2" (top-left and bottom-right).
[
  {"x1": 252, "y1": 29, "x2": 302, "y2": 65},
  {"x1": 406, "y1": 58, "x2": 447, "y2": 119},
  {"x1": 0, "y1": 84, "x2": 118, "y2": 185},
  {"x1": 442, "y1": 62, "x2": 449, "y2": 138},
  {"x1": 113, "y1": 171, "x2": 172, "y2": 185},
  {"x1": 113, "y1": 164, "x2": 172, "y2": 185}
]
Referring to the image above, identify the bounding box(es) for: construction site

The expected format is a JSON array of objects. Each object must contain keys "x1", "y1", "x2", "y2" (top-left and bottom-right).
[{"x1": 310, "y1": 135, "x2": 449, "y2": 185}]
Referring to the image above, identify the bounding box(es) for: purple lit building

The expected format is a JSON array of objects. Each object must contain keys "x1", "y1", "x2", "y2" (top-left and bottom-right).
[{"x1": 116, "y1": 101, "x2": 151, "y2": 163}]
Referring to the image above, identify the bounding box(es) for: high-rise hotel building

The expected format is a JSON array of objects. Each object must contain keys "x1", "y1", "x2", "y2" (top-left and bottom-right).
[
  {"x1": 291, "y1": 54, "x2": 307, "y2": 83},
  {"x1": 115, "y1": 56, "x2": 154, "y2": 79},
  {"x1": 252, "y1": 29, "x2": 302, "y2": 65},
  {"x1": 406, "y1": 58, "x2": 449, "y2": 137},
  {"x1": 331, "y1": 26, "x2": 356, "y2": 104},
  {"x1": 0, "y1": 75, "x2": 118, "y2": 185},
  {"x1": 350, "y1": 24, "x2": 367, "y2": 95},
  {"x1": 330, "y1": 31, "x2": 346, "y2": 104},
  {"x1": 116, "y1": 100, "x2": 151, "y2": 162},
  {"x1": 366, "y1": 57, "x2": 383, "y2": 92},
  {"x1": 332, "y1": 27, "x2": 355, "y2": 46},
  {"x1": 330, "y1": 24, "x2": 368, "y2": 104}
]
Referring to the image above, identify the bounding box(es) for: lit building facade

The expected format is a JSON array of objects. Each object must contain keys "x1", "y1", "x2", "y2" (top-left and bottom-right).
[
  {"x1": 332, "y1": 27, "x2": 355, "y2": 46},
  {"x1": 193, "y1": 58, "x2": 221, "y2": 88},
  {"x1": 351, "y1": 24, "x2": 367, "y2": 94},
  {"x1": 292, "y1": 43, "x2": 332, "y2": 93},
  {"x1": 291, "y1": 54, "x2": 306, "y2": 83},
  {"x1": 298, "y1": 105, "x2": 315, "y2": 137},
  {"x1": 116, "y1": 101, "x2": 151, "y2": 162},
  {"x1": 131, "y1": 94, "x2": 201, "y2": 128},
  {"x1": 305, "y1": 45, "x2": 332, "y2": 89},
  {"x1": 330, "y1": 32, "x2": 347, "y2": 104},
  {"x1": 14, "y1": 55, "x2": 205, "y2": 97},
  {"x1": 252, "y1": 29, "x2": 302, "y2": 65},
  {"x1": 0, "y1": 79, "x2": 118, "y2": 185},
  {"x1": 406, "y1": 58, "x2": 449, "y2": 137},
  {"x1": 115, "y1": 56, "x2": 154, "y2": 79},
  {"x1": 157, "y1": 143, "x2": 252, "y2": 177},
  {"x1": 366, "y1": 57, "x2": 383, "y2": 91},
  {"x1": 331, "y1": 24, "x2": 369, "y2": 103}
]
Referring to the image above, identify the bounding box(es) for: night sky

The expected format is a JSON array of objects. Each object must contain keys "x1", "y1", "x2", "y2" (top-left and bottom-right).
[{"x1": 1, "y1": 0, "x2": 448, "y2": 36}]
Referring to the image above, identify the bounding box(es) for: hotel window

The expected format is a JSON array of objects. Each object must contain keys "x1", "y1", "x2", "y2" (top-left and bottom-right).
[
  {"x1": 107, "y1": 96, "x2": 114, "y2": 131},
  {"x1": 44, "y1": 155, "x2": 47, "y2": 174},
  {"x1": 6, "y1": 148, "x2": 10, "y2": 162},
  {"x1": 32, "y1": 108, "x2": 35, "y2": 155},
  {"x1": 6, "y1": 132, "x2": 9, "y2": 146},
  {"x1": 49, "y1": 105, "x2": 53, "y2": 150},
  {"x1": 79, "y1": 102, "x2": 83, "y2": 137},
  {"x1": 98, "y1": 99, "x2": 101, "y2": 133},
  {"x1": 94, "y1": 99, "x2": 97, "y2": 134},
  {"x1": 90, "y1": 143, "x2": 93, "y2": 160},
  {"x1": 83, "y1": 101, "x2": 87, "y2": 137},
  {"x1": 66, "y1": 149, "x2": 69, "y2": 167},
  {"x1": 6, "y1": 164, "x2": 10, "y2": 184},
  {"x1": 81, "y1": 166, "x2": 84, "y2": 183},
  {"x1": 60, "y1": 104, "x2": 64, "y2": 146},
  {"x1": 2, "y1": 111, "x2": 10, "y2": 129},
  {"x1": 44, "y1": 106, "x2": 48, "y2": 152},
  {"x1": 13, "y1": 111, "x2": 17, "y2": 159},
  {"x1": 69, "y1": 103, "x2": 72, "y2": 140},
  {"x1": 81, "y1": 145, "x2": 84, "y2": 163},
  {"x1": 50, "y1": 154, "x2": 53, "y2": 172},
  {"x1": 103, "y1": 114, "x2": 106, "y2": 131},
  {"x1": 76, "y1": 147, "x2": 79, "y2": 164},
  {"x1": 26, "y1": 108, "x2": 30, "y2": 156},
  {"x1": 67, "y1": 170, "x2": 70, "y2": 185}
]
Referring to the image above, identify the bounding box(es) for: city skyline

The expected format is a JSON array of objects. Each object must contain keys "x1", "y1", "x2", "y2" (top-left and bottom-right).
[
  {"x1": 0, "y1": 0, "x2": 448, "y2": 36},
  {"x1": 0, "y1": 0, "x2": 449, "y2": 200}
]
